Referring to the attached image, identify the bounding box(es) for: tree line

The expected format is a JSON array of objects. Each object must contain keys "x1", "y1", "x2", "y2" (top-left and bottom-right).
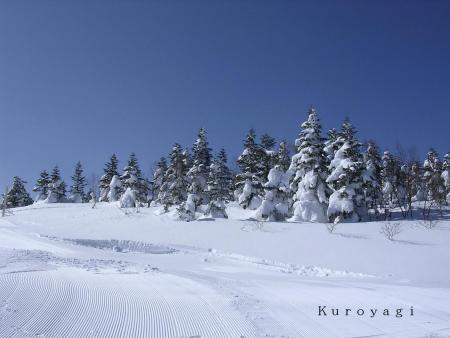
[{"x1": 3, "y1": 108, "x2": 450, "y2": 223}]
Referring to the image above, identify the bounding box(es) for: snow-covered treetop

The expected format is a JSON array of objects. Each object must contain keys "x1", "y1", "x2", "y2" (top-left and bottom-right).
[
  {"x1": 51, "y1": 166, "x2": 61, "y2": 182},
  {"x1": 340, "y1": 118, "x2": 358, "y2": 142},
  {"x1": 423, "y1": 148, "x2": 440, "y2": 174},
  {"x1": 276, "y1": 141, "x2": 290, "y2": 171},
  {"x1": 192, "y1": 128, "x2": 212, "y2": 170},
  {"x1": 443, "y1": 153, "x2": 450, "y2": 170},
  {"x1": 289, "y1": 107, "x2": 326, "y2": 176},
  {"x1": 70, "y1": 161, "x2": 86, "y2": 195},
  {"x1": 260, "y1": 133, "x2": 276, "y2": 150},
  {"x1": 122, "y1": 153, "x2": 142, "y2": 177}
]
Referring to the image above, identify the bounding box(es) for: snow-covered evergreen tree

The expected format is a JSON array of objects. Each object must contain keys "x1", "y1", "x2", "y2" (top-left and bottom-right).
[
  {"x1": 256, "y1": 165, "x2": 290, "y2": 221},
  {"x1": 181, "y1": 128, "x2": 213, "y2": 218},
  {"x1": 205, "y1": 149, "x2": 233, "y2": 218},
  {"x1": 5, "y1": 176, "x2": 33, "y2": 208},
  {"x1": 442, "y1": 153, "x2": 450, "y2": 203},
  {"x1": 423, "y1": 149, "x2": 445, "y2": 208},
  {"x1": 69, "y1": 161, "x2": 87, "y2": 203},
  {"x1": 217, "y1": 148, "x2": 233, "y2": 201},
  {"x1": 326, "y1": 119, "x2": 365, "y2": 222},
  {"x1": 235, "y1": 129, "x2": 265, "y2": 209},
  {"x1": 289, "y1": 108, "x2": 329, "y2": 222},
  {"x1": 362, "y1": 142, "x2": 382, "y2": 214},
  {"x1": 47, "y1": 166, "x2": 67, "y2": 203},
  {"x1": 192, "y1": 128, "x2": 212, "y2": 170},
  {"x1": 260, "y1": 133, "x2": 277, "y2": 179},
  {"x1": 120, "y1": 187, "x2": 136, "y2": 208},
  {"x1": 400, "y1": 160, "x2": 421, "y2": 215},
  {"x1": 261, "y1": 133, "x2": 276, "y2": 151},
  {"x1": 120, "y1": 153, "x2": 148, "y2": 206},
  {"x1": 99, "y1": 154, "x2": 119, "y2": 202},
  {"x1": 381, "y1": 150, "x2": 401, "y2": 208},
  {"x1": 108, "y1": 175, "x2": 122, "y2": 202},
  {"x1": 324, "y1": 128, "x2": 339, "y2": 161},
  {"x1": 152, "y1": 157, "x2": 167, "y2": 204},
  {"x1": 33, "y1": 170, "x2": 51, "y2": 202},
  {"x1": 276, "y1": 141, "x2": 291, "y2": 171},
  {"x1": 158, "y1": 143, "x2": 189, "y2": 211}
]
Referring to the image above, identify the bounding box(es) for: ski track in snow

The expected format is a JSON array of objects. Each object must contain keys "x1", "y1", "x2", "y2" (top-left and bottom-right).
[
  {"x1": 205, "y1": 248, "x2": 375, "y2": 279},
  {"x1": 0, "y1": 270, "x2": 257, "y2": 338}
]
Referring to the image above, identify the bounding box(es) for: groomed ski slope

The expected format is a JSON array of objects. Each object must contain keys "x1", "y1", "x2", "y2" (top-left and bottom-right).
[
  {"x1": 0, "y1": 269, "x2": 256, "y2": 338},
  {"x1": 1, "y1": 202, "x2": 450, "y2": 337}
]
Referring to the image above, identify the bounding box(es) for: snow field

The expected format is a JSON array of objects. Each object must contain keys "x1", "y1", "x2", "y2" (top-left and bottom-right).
[{"x1": 1, "y1": 202, "x2": 450, "y2": 337}]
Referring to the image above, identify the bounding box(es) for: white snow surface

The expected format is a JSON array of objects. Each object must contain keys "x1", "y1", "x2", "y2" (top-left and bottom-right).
[{"x1": 0, "y1": 202, "x2": 450, "y2": 337}]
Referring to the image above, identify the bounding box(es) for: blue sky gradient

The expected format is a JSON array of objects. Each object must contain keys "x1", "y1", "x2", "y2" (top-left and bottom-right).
[{"x1": 1, "y1": 0, "x2": 449, "y2": 190}]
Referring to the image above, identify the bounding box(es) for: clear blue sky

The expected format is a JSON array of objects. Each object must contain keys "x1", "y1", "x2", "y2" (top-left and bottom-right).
[{"x1": 1, "y1": 0, "x2": 449, "y2": 190}]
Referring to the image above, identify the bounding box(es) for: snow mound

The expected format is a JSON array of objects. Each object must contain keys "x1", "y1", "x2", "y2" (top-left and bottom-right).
[{"x1": 63, "y1": 239, "x2": 178, "y2": 254}]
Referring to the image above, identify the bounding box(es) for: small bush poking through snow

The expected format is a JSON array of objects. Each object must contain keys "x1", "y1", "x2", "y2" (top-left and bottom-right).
[
  {"x1": 380, "y1": 221, "x2": 402, "y2": 241},
  {"x1": 326, "y1": 221, "x2": 338, "y2": 234},
  {"x1": 418, "y1": 218, "x2": 439, "y2": 230}
]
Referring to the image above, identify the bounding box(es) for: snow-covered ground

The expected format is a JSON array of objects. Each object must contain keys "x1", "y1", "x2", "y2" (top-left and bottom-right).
[{"x1": 1, "y1": 203, "x2": 450, "y2": 337}]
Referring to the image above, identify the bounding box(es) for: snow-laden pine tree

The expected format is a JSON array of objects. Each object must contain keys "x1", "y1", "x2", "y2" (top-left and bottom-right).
[
  {"x1": 120, "y1": 153, "x2": 148, "y2": 206},
  {"x1": 288, "y1": 108, "x2": 329, "y2": 222},
  {"x1": 400, "y1": 160, "x2": 421, "y2": 216},
  {"x1": 324, "y1": 128, "x2": 339, "y2": 161},
  {"x1": 442, "y1": 153, "x2": 450, "y2": 203},
  {"x1": 235, "y1": 129, "x2": 265, "y2": 209},
  {"x1": 381, "y1": 150, "x2": 401, "y2": 209},
  {"x1": 33, "y1": 170, "x2": 51, "y2": 202},
  {"x1": 152, "y1": 157, "x2": 167, "y2": 205},
  {"x1": 326, "y1": 119, "x2": 365, "y2": 222},
  {"x1": 276, "y1": 141, "x2": 291, "y2": 171},
  {"x1": 182, "y1": 128, "x2": 213, "y2": 219},
  {"x1": 69, "y1": 161, "x2": 87, "y2": 203},
  {"x1": 362, "y1": 142, "x2": 382, "y2": 215},
  {"x1": 108, "y1": 175, "x2": 122, "y2": 202},
  {"x1": 205, "y1": 149, "x2": 233, "y2": 218},
  {"x1": 47, "y1": 166, "x2": 67, "y2": 203},
  {"x1": 5, "y1": 177, "x2": 33, "y2": 208},
  {"x1": 423, "y1": 149, "x2": 446, "y2": 210},
  {"x1": 158, "y1": 143, "x2": 189, "y2": 211},
  {"x1": 260, "y1": 133, "x2": 277, "y2": 179},
  {"x1": 256, "y1": 165, "x2": 290, "y2": 221},
  {"x1": 192, "y1": 128, "x2": 212, "y2": 170},
  {"x1": 120, "y1": 187, "x2": 137, "y2": 208},
  {"x1": 99, "y1": 154, "x2": 119, "y2": 202},
  {"x1": 261, "y1": 133, "x2": 276, "y2": 151}
]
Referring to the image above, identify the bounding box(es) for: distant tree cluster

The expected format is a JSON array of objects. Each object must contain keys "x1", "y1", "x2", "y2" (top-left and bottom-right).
[{"x1": 3, "y1": 108, "x2": 449, "y2": 223}]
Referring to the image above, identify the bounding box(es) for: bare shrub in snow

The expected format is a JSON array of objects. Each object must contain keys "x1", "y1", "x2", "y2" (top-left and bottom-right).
[
  {"x1": 326, "y1": 221, "x2": 338, "y2": 233},
  {"x1": 380, "y1": 221, "x2": 402, "y2": 241},
  {"x1": 417, "y1": 218, "x2": 439, "y2": 230}
]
